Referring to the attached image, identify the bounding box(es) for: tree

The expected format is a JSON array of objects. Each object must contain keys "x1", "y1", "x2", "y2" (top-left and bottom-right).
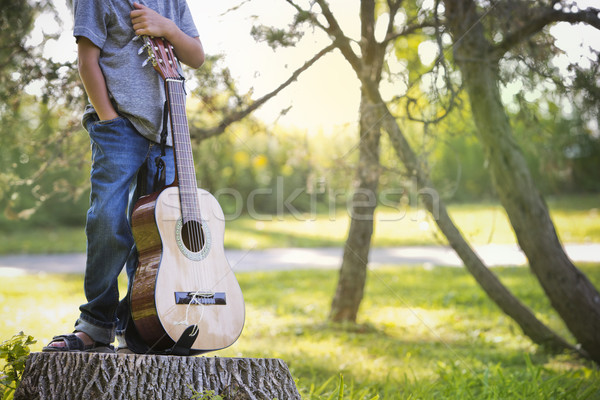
[
  {"x1": 325, "y1": 0, "x2": 384, "y2": 322},
  {"x1": 0, "y1": 0, "x2": 90, "y2": 226},
  {"x1": 441, "y1": 0, "x2": 600, "y2": 360},
  {"x1": 255, "y1": 0, "x2": 593, "y2": 357}
]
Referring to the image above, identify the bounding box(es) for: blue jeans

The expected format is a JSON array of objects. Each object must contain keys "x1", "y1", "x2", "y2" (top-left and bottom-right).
[{"x1": 75, "y1": 116, "x2": 174, "y2": 344}]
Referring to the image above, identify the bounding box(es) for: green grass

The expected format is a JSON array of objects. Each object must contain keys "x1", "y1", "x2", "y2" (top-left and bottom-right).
[
  {"x1": 2, "y1": 264, "x2": 599, "y2": 399},
  {"x1": 0, "y1": 226, "x2": 87, "y2": 255},
  {"x1": 1, "y1": 195, "x2": 598, "y2": 254}
]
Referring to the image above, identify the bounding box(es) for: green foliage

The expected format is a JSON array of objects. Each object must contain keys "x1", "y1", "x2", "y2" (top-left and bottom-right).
[
  {"x1": 0, "y1": 332, "x2": 36, "y2": 400},
  {"x1": 188, "y1": 386, "x2": 224, "y2": 400},
  {"x1": 0, "y1": 96, "x2": 90, "y2": 229},
  {"x1": 0, "y1": 0, "x2": 47, "y2": 101},
  {"x1": 511, "y1": 101, "x2": 600, "y2": 194},
  {"x1": 1, "y1": 0, "x2": 597, "y2": 231},
  {"x1": 191, "y1": 124, "x2": 357, "y2": 217},
  {"x1": 0, "y1": 0, "x2": 89, "y2": 229},
  {"x1": 250, "y1": 25, "x2": 303, "y2": 49}
]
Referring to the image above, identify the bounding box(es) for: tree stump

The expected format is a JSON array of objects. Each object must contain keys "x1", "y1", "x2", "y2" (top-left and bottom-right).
[{"x1": 14, "y1": 352, "x2": 301, "y2": 400}]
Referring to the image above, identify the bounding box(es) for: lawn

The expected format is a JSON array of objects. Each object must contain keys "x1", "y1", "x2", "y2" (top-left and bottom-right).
[
  {"x1": 0, "y1": 194, "x2": 598, "y2": 254},
  {"x1": 2, "y1": 264, "x2": 600, "y2": 399},
  {"x1": 1, "y1": 195, "x2": 599, "y2": 398}
]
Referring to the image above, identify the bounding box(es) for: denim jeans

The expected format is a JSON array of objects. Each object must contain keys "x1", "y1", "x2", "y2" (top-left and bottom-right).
[{"x1": 74, "y1": 116, "x2": 174, "y2": 344}]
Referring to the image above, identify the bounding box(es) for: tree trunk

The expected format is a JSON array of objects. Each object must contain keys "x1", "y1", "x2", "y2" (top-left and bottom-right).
[
  {"x1": 375, "y1": 94, "x2": 578, "y2": 354},
  {"x1": 15, "y1": 353, "x2": 300, "y2": 400},
  {"x1": 329, "y1": 0, "x2": 383, "y2": 323},
  {"x1": 325, "y1": 0, "x2": 583, "y2": 353},
  {"x1": 330, "y1": 94, "x2": 382, "y2": 322},
  {"x1": 443, "y1": 0, "x2": 600, "y2": 361}
]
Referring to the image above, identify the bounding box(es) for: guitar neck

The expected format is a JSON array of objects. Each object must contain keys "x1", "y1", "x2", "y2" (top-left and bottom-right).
[{"x1": 165, "y1": 78, "x2": 200, "y2": 223}]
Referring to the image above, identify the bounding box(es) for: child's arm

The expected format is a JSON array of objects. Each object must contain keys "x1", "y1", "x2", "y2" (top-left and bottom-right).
[
  {"x1": 130, "y1": 2, "x2": 205, "y2": 69},
  {"x1": 77, "y1": 37, "x2": 119, "y2": 121}
]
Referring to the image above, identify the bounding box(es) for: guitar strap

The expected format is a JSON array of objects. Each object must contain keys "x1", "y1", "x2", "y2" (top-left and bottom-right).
[
  {"x1": 165, "y1": 325, "x2": 201, "y2": 356},
  {"x1": 153, "y1": 100, "x2": 169, "y2": 191}
]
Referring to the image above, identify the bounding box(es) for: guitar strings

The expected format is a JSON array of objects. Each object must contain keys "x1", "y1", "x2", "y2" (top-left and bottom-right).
[
  {"x1": 147, "y1": 38, "x2": 233, "y2": 349},
  {"x1": 169, "y1": 79, "x2": 204, "y2": 253},
  {"x1": 170, "y1": 78, "x2": 206, "y2": 332},
  {"x1": 165, "y1": 55, "x2": 218, "y2": 335},
  {"x1": 167, "y1": 45, "x2": 204, "y2": 258},
  {"x1": 174, "y1": 289, "x2": 209, "y2": 332}
]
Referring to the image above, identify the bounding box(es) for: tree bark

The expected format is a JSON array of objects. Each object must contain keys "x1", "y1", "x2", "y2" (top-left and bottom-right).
[
  {"x1": 371, "y1": 90, "x2": 578, "y2": 354},
  {"x1": 15, "y1": 353, "x2": 300, "y2": 400},
  {"x1": 329, "y1": 0, "x2": 383, "y2": 323},
  {"x1": 330, "y1": 94, "x2": 382, "y2": 322},
  {"x1": 443, "y1": 0, "x2": 600, "y2": 361}
]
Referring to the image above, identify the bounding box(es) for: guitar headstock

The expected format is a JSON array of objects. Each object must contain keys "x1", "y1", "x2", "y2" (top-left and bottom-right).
[{"x1": 141, "y1": 36, "x2": 181, "y2": 80}]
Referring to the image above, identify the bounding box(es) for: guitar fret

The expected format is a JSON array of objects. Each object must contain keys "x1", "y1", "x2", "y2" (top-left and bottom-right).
[{"x1": 163, "y1": 79, "x2": 204, "y2": 221}]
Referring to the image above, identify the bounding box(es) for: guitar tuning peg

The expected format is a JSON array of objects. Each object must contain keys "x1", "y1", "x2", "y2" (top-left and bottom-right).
[
  {"x1": 142, "y1": 56, "x2": 151, "y2": 67},
  {"x1": 138, "y1": 45, "x2": 146, "y2": 55}
]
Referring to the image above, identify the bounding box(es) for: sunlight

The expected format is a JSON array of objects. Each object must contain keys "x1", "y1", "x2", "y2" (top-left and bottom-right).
[
  {"x1": 418, "y1": 40, "x2": 439, "y2": 66},
  {"x1": 190, "y1": 0, "x2": 362, "y2": 134}
]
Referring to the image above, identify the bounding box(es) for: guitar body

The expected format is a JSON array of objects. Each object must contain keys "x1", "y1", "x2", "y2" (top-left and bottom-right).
[{"x1": 131, "y1": 186, "x2": 245, "y2": 352}]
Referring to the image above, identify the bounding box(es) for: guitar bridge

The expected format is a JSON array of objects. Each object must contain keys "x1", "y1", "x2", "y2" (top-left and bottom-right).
[{"x1": 174, "y1": 291, "x2": 226, "y2": 305}]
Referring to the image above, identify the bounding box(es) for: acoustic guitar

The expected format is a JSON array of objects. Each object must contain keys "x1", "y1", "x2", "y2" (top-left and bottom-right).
[{"x1": 130, "y1": 36, "x2": 245, "y2": 353}]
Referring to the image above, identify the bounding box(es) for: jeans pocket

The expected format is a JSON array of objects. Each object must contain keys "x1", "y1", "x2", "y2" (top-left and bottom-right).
[
  {"x1": 95, "y1": 116, "x2": 125, "y2": 126},
  {"x1": 88, "y1": 116, "x2": 129, "y2": 141}
]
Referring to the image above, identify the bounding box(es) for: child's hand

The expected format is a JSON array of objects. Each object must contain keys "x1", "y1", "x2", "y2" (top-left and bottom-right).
[
  {"x1": 130, "y1": 1, "x2": 205, "y2": 69},
  {"x1": 130, "y1": 2, "x2": 176, "y2": 38}
]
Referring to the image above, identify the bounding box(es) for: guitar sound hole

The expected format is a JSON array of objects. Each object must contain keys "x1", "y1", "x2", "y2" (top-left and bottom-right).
[{"x1": 181, "y1": 220, "x2": 206, "y2": 253}]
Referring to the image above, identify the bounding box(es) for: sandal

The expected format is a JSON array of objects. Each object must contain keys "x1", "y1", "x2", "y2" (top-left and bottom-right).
[{"x1": 42, "y1": 333, "x2": 115, "y2": 353}]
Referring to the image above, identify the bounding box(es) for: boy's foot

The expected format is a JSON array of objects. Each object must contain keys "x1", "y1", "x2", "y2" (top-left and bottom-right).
[{"x1": 42, "y1": 331, "x2": 115, "y2": 353}]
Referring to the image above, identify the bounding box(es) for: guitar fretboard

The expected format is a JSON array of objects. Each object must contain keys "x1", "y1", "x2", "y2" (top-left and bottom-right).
[{"x1": 166, "y1": 78, "x2": 201, "y2": 223}]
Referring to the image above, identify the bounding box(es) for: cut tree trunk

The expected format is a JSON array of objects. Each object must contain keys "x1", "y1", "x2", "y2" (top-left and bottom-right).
[{"x1": 14, "y1": 353, "x2": 300, "y2": 400}]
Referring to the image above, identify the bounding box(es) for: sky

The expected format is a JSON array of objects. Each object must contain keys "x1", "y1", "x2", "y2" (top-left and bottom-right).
[
  {"x1": 30, "y1": 0, "x2": 600, "y2": 133},
  {"x1": 183, "y1": 1, "x2": 359, "y2": 132}
]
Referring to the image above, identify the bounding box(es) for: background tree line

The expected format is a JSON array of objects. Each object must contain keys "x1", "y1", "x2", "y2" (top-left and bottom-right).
[
  {"x1": 3, "y1": 76, "x2": 599, "y2": 228},
  {"x1": 1, "y1": 2, "x2": 599, "y2": 230}
]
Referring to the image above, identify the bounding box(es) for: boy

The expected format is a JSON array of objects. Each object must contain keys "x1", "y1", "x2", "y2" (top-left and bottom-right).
[{"x1": 43, "y1": 0, "x2": 204, "y2": 353}]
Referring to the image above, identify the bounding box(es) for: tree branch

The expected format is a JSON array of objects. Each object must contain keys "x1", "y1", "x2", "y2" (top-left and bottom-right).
[
  {"x1": 284, "y1": 0, "x2": 329, "y2": 32},
  {"x1": 382, "y1": 20, "x2": 436, "y2": 44},
  {"x1": 493, "y1": 6, "x2": 600, "y2": 59},
  {"x1": 190, "y1": 44, "x2": 336, "y2": 141},
  {"x1": 385, "y1": 0, "x2": 402, "y2": 41},
  {"x1": 558, "y1": 6, "x2": 600, "y2": 29},
  {"x1": 361, "y1": 0, "x2": 377, "y2": 65},
  {"x1": 314, "y1": 0, "x2": 363, "y2": 74}
]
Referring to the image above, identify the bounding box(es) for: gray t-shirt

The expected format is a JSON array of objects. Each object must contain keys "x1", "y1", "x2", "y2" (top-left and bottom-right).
[{"x1": 72, "y1": 0, "x2": 199, "y2": 144}]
